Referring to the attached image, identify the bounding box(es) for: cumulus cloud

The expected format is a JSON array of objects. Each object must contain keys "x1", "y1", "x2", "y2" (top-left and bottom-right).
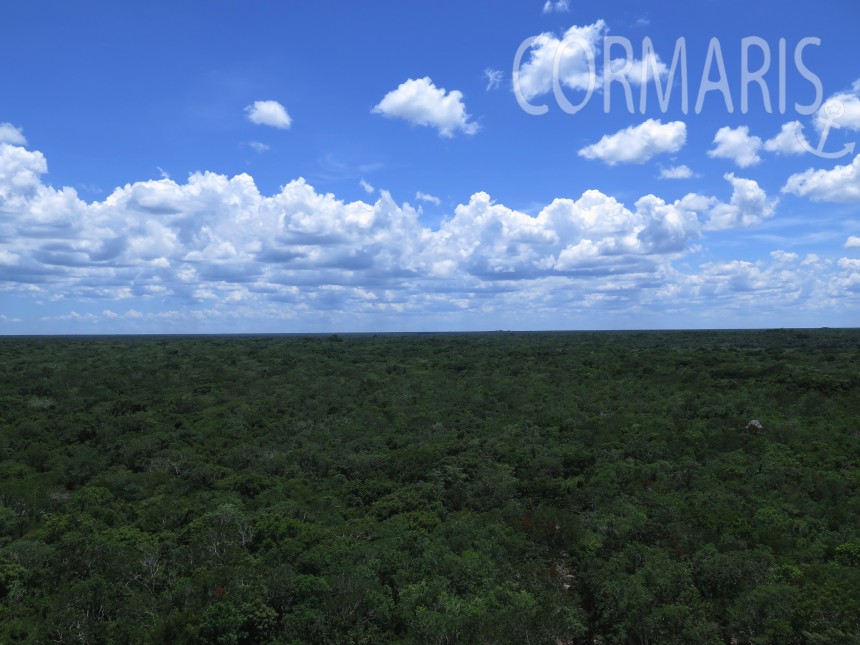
[
  {"x1": 1, "y1": 140, "x2": 424, "y2": 309},
  {"x1": 814, "y1": 80, "x2": 860, "y2": 132},
  {"x1": 514, "y1": 21, "x2": 667, "y2": 103},
  {"x1": 372, "y1": 77, "x2": 478, "y2": 138},
  {"x1": 8, "y1": 139, "x2": 848, "y2": 332},
  {"x1": 835, "y1": 257, "x2": 860, "y2": 294},
  {"x1": 763, "y1": 121, "x2": 811, "y2": 155},
  {"x1": 542, "y1": 0, "x2": 569, "y2": 13},
  {"x1": 425, "y1": 187, "x2": 699, "y2": 282},
  {"x1": 515, "y1": 21, "x2": 607, "y2": 101},
  {"x1": 245, "y1": 100, "x2": 292, "y2": 129},
  {"x1": 689, "y1": 258, "x2": 800, "y2": 300},
  {"x1": 0, "y1": 143, "x2": 49, "y2": 207},
  {"x1": 578, "y1": 119, "x2": 686, "y2": 165},
  {"x1": 770, "y1": 250, "x2": 798, "y2": 264},
  {"x1": 359, "y1": 178, "x2": 375, "y2": 194},
  {"x1": 0, "y1": 123, "x2": 27, "y2": 146},
  {"x1": 844, "y1": 236, "x2": 860, "y2": 249},
  {"x1": 0, "y1": 143, "x2": 774, "y2": 292},
  {"x1": 782, "y1": 154, "x2": 860, "y2": 202},
  {"x1": 708, "y1": 126, "x2": 762, "y2": 167},
  {"x1": 703, "y1": 173, "x2": 777, "y2": 230},
  {"x1": 650, "y1": 250, "x2": 855, "y2": 320},
  {"x1": 659, "y1": 165, "x2": 697, "y2": 179}
]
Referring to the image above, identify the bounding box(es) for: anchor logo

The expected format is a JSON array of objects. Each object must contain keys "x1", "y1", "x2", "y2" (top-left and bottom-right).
[{"x1": 797, "y1": 100, "x2": 856, "y2": 159}]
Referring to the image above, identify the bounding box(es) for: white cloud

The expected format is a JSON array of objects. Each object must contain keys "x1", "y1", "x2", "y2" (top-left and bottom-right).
[
  {"x1": 373, "y1": 77, "x2": 478, "y2": 138},
  {"x1": 416, "y1": 191, "x2": 441, "y2": 205},
  {"x1": 102, "y1": 308, "x2": 145, "y2": 320},
  {"x1": 659, "y1": 165, "x2": 697, "y2": 180},
  {"x1": 782, "y1": 154, "x2": 860, "y2": 202},
  {"x1": 514, "y1": 21, "x2": 667, "y2": 102},
  {"x1": 359, "y1": 178, "x2": 375, "y2": 194},
  {"x1": 814, "y1": 80, "x2": 860, "y2": 132},
  {"x1": 846, "y1": 236, "x2": 860, "y2": 249},
  {"x1": 703, "y1": 173, "x2": 777, "y2": 230},
  {"x1": 578, "y1": 119, "x2": 686, "y2": 165},
  {"x1": 763, "y1": 121, "x2": 810, "y2": 155},
  {"x1": 708, "y1": 126, "x2": 762, "y2": 167},
  {"x1": 770, "y1": 250, "x2": 798, "y2": 264},
  {"x1": 483, "y1": 68, "x2": 503, "y2": 91},
  {"x1": 10, "y1": 139, "x2": 854, "y2": 331},
  {"x1": 46, "y1": 311, "x2": 101, "y2": 323},
  {"x1": 542, "y1": 0, "x2": 569, "y2": 13},
  {"x1": 835, "y1": 257, "x2": 860, "y2": 294},
  {"x1": 248, "y1": 141, "x2": 270, "y2": 153},
  {"x1": 0, "y1": 123, "x2": 27, "y2": 146},
  {"x1": 427, "y1": 187, "x2": 700, "y2": 281},
  {"x1": 687, "y1": 259, "x2": 799, "y2": 299},
  {"x1": 0, "y1": 143, "x2": 773, "y2": 294},
  {"x1": 245, "y1": 100, "x2": 292, "y2": 129},
  {"x1": 0, "y1": 143, "x2": 48, "y2": 205},
  {"x1": 515, "y1": 21, "x2": 607, "y2": 101},
  {"x1": 650, "y1": 249, "x2": 859, "y2": 319}
]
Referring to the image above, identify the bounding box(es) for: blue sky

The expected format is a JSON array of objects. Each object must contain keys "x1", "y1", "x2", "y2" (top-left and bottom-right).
[{"x1": 1, "y1": 0, "x2": 859, "y2": 333}]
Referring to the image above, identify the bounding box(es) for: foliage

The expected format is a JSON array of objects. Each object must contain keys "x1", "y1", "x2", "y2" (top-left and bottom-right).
[{"x1": 0, "y1": 329, "x2": 858, "y2": 643}]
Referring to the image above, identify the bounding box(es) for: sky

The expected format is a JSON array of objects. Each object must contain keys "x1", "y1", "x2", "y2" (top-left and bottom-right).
[{"x1": 1, "y1": 0, "x2": 859, "y2": 333}]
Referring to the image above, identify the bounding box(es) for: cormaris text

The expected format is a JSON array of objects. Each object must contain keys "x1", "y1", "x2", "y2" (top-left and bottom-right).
[{"x1": 513, "y1": 35, "x2": 825, "y2": 116}]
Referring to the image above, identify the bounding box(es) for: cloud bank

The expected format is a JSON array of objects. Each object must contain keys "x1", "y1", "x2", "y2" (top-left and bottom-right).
[{"x1": 1, "y1": 140, "x2": 856, "y2": 330}]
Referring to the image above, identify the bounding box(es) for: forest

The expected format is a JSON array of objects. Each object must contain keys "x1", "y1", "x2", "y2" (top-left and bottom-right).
[{"x1": 0, "y1": 329, "x2": 858, "y2": 644}]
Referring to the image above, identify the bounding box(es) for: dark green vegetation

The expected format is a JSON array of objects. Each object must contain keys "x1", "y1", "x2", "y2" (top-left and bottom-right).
[{"x1": 1, "y1": 330, "x2": 859, "y2": 644}]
